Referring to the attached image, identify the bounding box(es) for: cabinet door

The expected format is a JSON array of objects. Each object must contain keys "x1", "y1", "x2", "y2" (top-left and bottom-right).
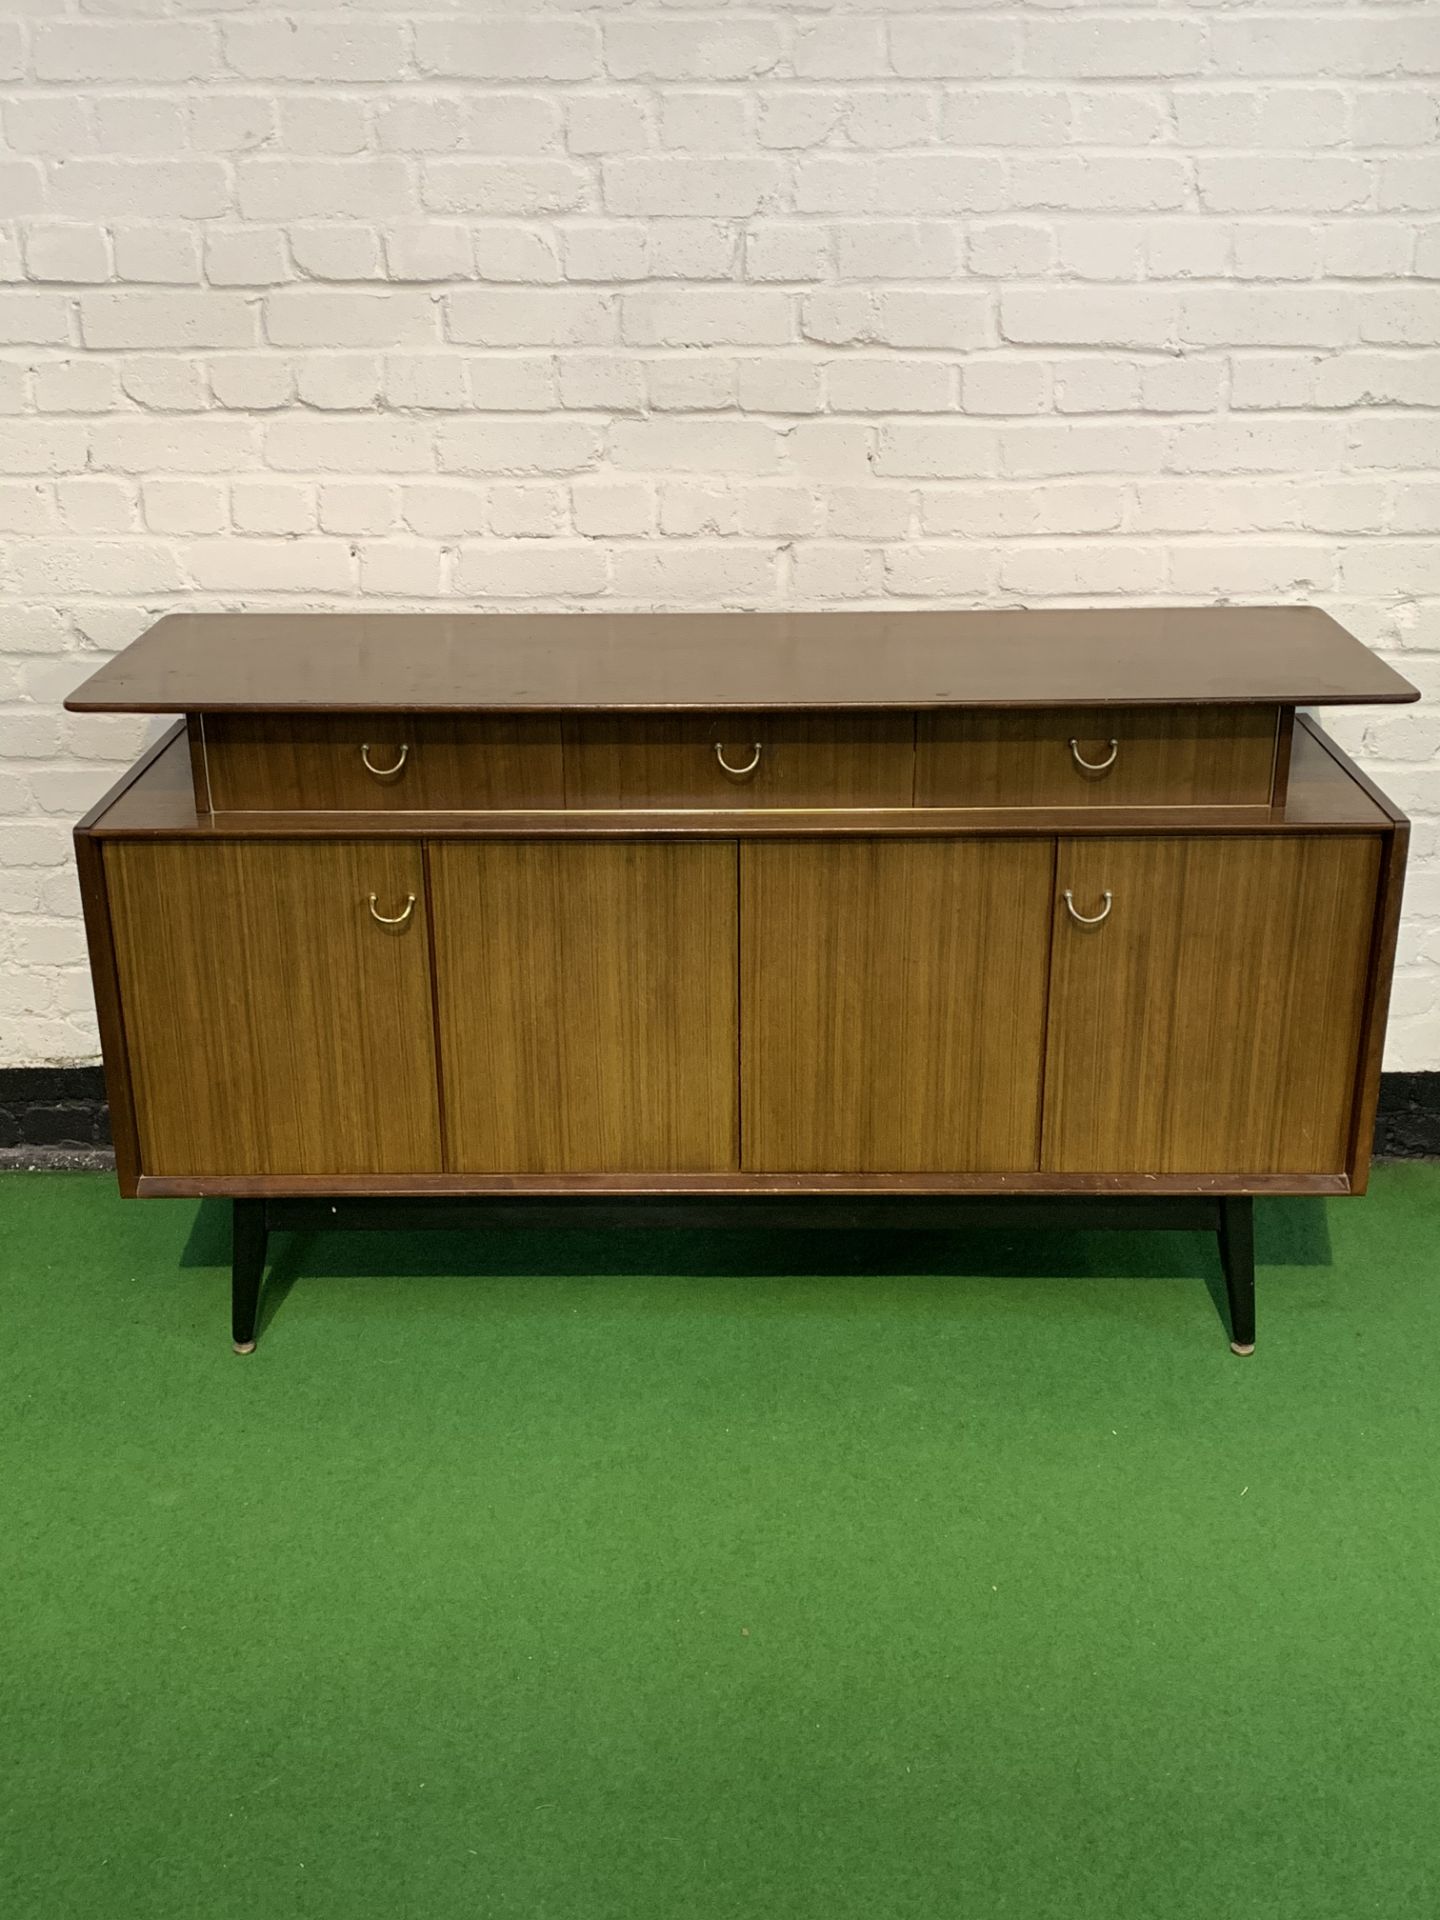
[
  {"x1": 1043, "y1": 835, "x2": 1382, "y2": 1174},
  {"x1": 106, "y1": 840, "x2": 441, "y2": 1176},
  {"x1": 430, "y1": 841, "x2": 737, "y2": 1173},
  {"x1": 741, "y1": 840, "x2": 1053, "y2": 1172}
]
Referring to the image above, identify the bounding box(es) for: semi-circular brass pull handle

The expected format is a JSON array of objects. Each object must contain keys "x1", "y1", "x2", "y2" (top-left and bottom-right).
[
  {"x1": 361, "y1": 742, "x2": 409, "y2": 780},
  {"x1": 714, "y1": 742, "x2": 763, "y2": 779},
  {"x1": 1063, "y1": 889, "x2": 1113, "y2": 927},
  {"x1": 1069, "y1": 737, "x2": 1119, "y2": 774},
  {"x1": 367, "y1": 892, "x2": 416, "y2": 928}
]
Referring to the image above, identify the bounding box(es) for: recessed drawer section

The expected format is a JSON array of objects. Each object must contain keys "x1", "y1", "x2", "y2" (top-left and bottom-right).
[
  {"x1": 564, "y1": 713, "x2": 915, "y2": 810},
  {"x1": 199, "y1": 713, "x2": 565, "y2": 812},
  {"x1": 916, "y1": 706, "x2": 1279, "y2": 809}
]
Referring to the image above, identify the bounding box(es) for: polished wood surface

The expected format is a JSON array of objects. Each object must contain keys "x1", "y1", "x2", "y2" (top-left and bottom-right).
[
  {"x1": 137, "y1": 1169, "x2": 1352, "y2": 1199},
  {"x1": 741, "y1": 839, "x2": 1052, "y2": 1172},
  {"x1": 73, "y1": 831, "x2": 141, "y2": 1195},
  {"x1": 64, "y1": 607, "x2": 1419, "y2": 713},
  {"x1": 201, "y1": 712, "x2": 564, "y2": 812},
  {"x1": 86, "y1": 718, "x2": 1395, "y2": 840},
  {"x1": 565, "y1": 712, "x2": 915, "y2": 809},
  {"x1": 430, "y1": 840, "x2": 737, "y2": 1173},
  {"x1": 106, "y1": 839, "x2": 441, "y2": 1176},
  {"x1": 1042, "y1": 834, "x2": 1382, "y2": 1174},
  {"x1": 917, "y1": 705, "x2": 1279, "y2": 809}
]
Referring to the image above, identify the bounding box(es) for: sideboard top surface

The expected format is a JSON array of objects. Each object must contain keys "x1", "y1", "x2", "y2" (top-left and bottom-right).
[{"x1": 65, "y1": 607, "x2": 1418, "y2": 715}]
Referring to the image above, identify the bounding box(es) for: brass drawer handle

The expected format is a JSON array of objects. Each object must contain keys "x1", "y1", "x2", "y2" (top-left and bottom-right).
[
  {"x1": 1063, "y1": 889, "x2": 1113, "y2": 927},
  {"x1": 361, "y1": 742, "x2": 409, "y2": 780},
  {"x1": 367, "y1": 892, "x2": 416, "y2": 928},
  {"x1": 1069, "y1": 737, "x2": 1118, "y2": 774},
  {"x1": 715, "y1": 741, "x2": 763, "y2": 779}
]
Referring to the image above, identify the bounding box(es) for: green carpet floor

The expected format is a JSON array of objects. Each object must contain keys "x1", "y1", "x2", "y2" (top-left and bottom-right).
[{"x1": 2, "y1": 1166, "x2": 1439, "y2": 1919}]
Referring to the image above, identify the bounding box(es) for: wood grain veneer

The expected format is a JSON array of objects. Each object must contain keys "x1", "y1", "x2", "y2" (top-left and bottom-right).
[
  {"x1": 64, "y1": 607, "x2": 1420, "y2": 713},
  {"x1": 917, "y1": 705, "x2": 1279, "y2": 809},
  {"x1": 105, "y1": 839, "x2": 441, "y2": 1176},
  {"x1": 564, "y1": 712, "x2": 915, "y2": 809},
  {"x1": 429, "y1": 840, "x2": 738, "y2": 1173},
  {"x1": 1042, "y1": 833, "x2": 1383, "y2": 1175},
  {"x1": 740, "y1": 839, "x2": 1053, "y2": 1172},
  {"x1": 83, "y1": 718, "x2": 1396, "y2": 840},
  {"x1": 200, "y1": 712, "x2": 564, "y2": 813}
]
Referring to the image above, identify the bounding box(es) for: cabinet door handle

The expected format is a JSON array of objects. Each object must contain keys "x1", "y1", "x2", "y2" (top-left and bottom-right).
[
  {"x1": 367, "y1": 892, "x2": 416, "y2": 928},
  {"x1": 1069, "y1": 737, "x2": 1118, "y2": 773},
  {"x1": 1063, "y1": 889, "x2": 1113, "y2": 927},
  {"x1": 714, "y1": 742, "x2": 763, "y2": 779},
  {"x1": 361, "y1": 742, "x2": 409, "y2": 779}
]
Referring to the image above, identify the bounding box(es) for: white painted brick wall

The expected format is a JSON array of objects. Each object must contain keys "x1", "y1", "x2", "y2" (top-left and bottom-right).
[{"x1": 1, "y1": 0, "x2": 1437, "y2": 1070}]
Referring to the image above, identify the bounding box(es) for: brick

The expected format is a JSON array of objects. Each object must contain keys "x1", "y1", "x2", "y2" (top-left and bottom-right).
[
  {"x1": 1180, "y1": 289, "x2": 1353, "y2": 348},
  {"x1": 833, "y1": 222, "x2": 957, "y2": 280},
  {"x1": 223, "y1": 20, "x2": 406, "y2": 83},
  {"x1": 473, "y1": 226, "x2": 562, "y2": 285},
  {"x1": 142, "y1": 479, "x2": 226, "y2": 535},
  {"x1": 317, "y1": 484, "x2": 391, "y2": 537},
  {"x1": 91, "y1": 96, "x2": 186, "y2": 156},
  {"x1": 1011, "y1": 155, "x2": 1189, "y2": 212},
  {"x1": 235, "y1": 481, "x2": 315, "y2": 536},
  {"x1": 610, "y1": 543, "x2": 777, "y2": 603},
  {"x1": 33, "y1": 22, "x2": 215, "y2": 82},
  {"x1": 295, "y1": 357, "x2": 381, "y2": 412},
  {"x1": 50, "y1": 159, "x2": 228, "y2": 220},
  {"x1": 564, "y1": 225, "x2": 649, "y2": 284},
  {"x1": 417, "y1": 19, "x2": 598, "y2": 82},
  {"x1": 571, "y1": 480, "x2": 653, "y2": 538},
  {"x1": 961, "y1": 360, "x2": 1048, "y2": 416},
  {"x1": 885, "y1": 545, "x2": 995, "y2": 597},
  {"x1": 622, "y1": 288, "x2": 792, "y2": 347},
  {"x1": 2, "y1": 99, "x2": 91, "y2": 156},
  {"x1": 203, "y1": 228, "x2": 286, "y2": 289},
  {"x1": 489, "y1": 483, "x2": 565, "y2": 538},
  {"x1": 265, "y1": 290, "x2": 436, "y2": 349},
  {"x1": 0, "y1": 291, "x2": 74, "y2": 343},
  {"x1": 646, "y1": 359, "x2": 735, "y2": 411},
  {"x1": 874, "y1": 424, "x2": 999, "y2": 479},
  {"x1": 794, "y1": 21, "x2": 885, "y2": 80},
  {"x1": 401, "y1": 484, "x2": 489, "y2": 539},
  {"x1": 1001, "y1": 290, "x2": 1177, "y2": 350},
  {"x1": 34, "y1": 359, "x2": 120, "y2": 413},
  {"x1": 609, "y1": 420, "x2": 781, "y2": 474},
  {"x1": 603, "y1": 158, "x2": 783, "y2": 217},
  {"x1": 90, "y1": 417, "x2": 257, "y2": 473},
  {"x1": 737, "y1": 357, "x2": 823, "y2": 415},
  {"x1": 453, "y1": 542, "x2": 607, "y2": 598},
  {"x1": 565, "y1": 94, "x2": 650, "y2": 157},
  {"x1": 359, "y1": 543, "x2": 444, "y2": 598},
  {"x1": 1001, "y1": 422, "x2": 1167, "y2": 476},
  {"x1": 264, "y1": 417, "x2": 434, "y2": 474},
  {"x1": 845, "y1": 90, "x2": 937, "y2": 150},
  {"x1": 237, "y1": 160, "x2": 412, "y2": 222},
  {"x1": 1198, "y1": 158, "x2": 1371, "y2": 215},
  {"x1": 81, "y1": 292, "x2": 254, "y2": 351},
  {"x1": 208, "y1": 356, "x2": 293, "y2": 412},
  {"x1": 1001, "y1": 545, "x2": 1166, "y2": 596},
  {"x1": 660, "y1": 482, "x2": 737, "y2": 538},
  {"x1": 446, "y1": 289, "x2": 614, "y2": 347},
  {"x1": 828, "y1": 358, "x2": 953, "y2": 414},
  {"x1": 8, "y1": 540, "x2": 183, "y2": 596},
  {"x1": 435, "y1": 420, "x2": 602, "y2": 476},
  {"x1": 1025, "y1": 17, "x2": 1205, "y2": 79},
  {"x1": 942, "y1": 91, "x2": 1070, "y2": 147},
  {"x1": 422, "y1": 161, "x2": 588, "y2": 218},
  {"x1": 745, "y1": 225, "x2": 829, "y2": 284},
  {"x1": 1169, "y1": 419, "x2": 1345, "y2": 474},
  {"x1": 289, "y1": 226, "x2": 383, "y2": 283},
  {"x1": 1233, "y1": 224, "x2": 1324, "y2": 282},
  {"x1": 187, "y1": 540, "x2": 354, "y2": 593},
  {"x1": 878, "y1": 291, "x2": 989, "y2": 349},
  {"x1": 891, "y1": 19, "x2": 1018, "y2": 79},
  {"x1": 605, "y1": 18, "x2": 779, "y2": 81},
  {"x1": 112, "y1": 227, "x2": 200, "y2": 285},
  {"x1": 660, "y1": 93, "x2": 752, "y2": 153}
]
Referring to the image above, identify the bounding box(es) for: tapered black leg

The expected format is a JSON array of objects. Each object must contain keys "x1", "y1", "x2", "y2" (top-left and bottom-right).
[
  {"x1": 1217, "y1": 1196, "x2": 1255, "y2": 1355},
  {"x1": 231, "y1": 1199, "x2": 267, "y2": 1354}
]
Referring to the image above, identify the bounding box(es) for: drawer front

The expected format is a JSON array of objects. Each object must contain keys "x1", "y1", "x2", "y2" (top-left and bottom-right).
[
  {"x1": 916, "y1": 705, "x2": 1279, "y2": 809},
  {"x1": 564, "y1": 713, "x2": 915, "y2": 810},
  {"x1": 201, "y1": 713, "x2": 564, "y2": 811}
]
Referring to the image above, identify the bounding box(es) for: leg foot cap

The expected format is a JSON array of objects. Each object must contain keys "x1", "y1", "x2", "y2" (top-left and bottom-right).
[
  {"x1": 233, "y1": 1339, "x2": 257, "y2": 1355},
  {"x1": 1230, "y1": 1340, "x2": 1255, "y2": 1357}
]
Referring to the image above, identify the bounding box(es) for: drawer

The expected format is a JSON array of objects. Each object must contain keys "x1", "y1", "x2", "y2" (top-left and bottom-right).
[
  {"x1": 198, "y1": 713, "x2": 565, "y2": 812},
  {"x1": 564, "y1": 713, "x2": 915, "y2": 810},
  {"x1": 915, "y1": 705, "x2": 1279, "y2": 809}
]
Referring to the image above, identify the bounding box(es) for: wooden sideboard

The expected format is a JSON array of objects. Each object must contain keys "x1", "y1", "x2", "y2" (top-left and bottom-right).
[{"x1": 68, "y1": 608, "x2": 1417, "y2": 1354}]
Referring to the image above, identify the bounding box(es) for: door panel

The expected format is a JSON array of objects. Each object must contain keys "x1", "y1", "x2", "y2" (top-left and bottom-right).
[
  {"x1": 1043, "y1": 834, "x2": 1382, "y2": 1174},
  {"x1": 431, "y1": 841, "x2": 737, "y2": 1173},
  {"x1": 106, "y1": 839, "x2": 441, "y2": 1176},
  {"x1": 741, "y1": 839, "x2": 1053, "y2": 1172}
]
